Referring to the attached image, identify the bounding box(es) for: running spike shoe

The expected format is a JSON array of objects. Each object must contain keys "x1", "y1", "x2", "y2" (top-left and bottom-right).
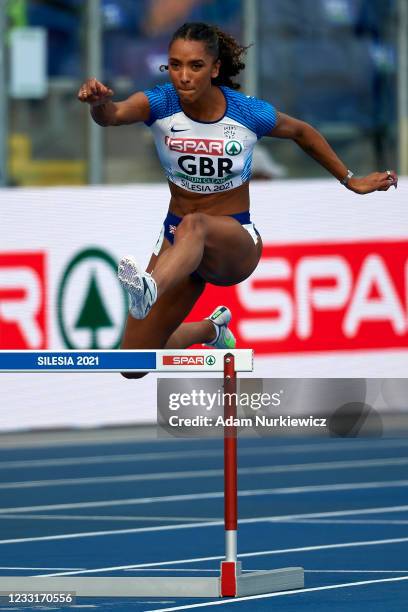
[
  {"x1": 204, "y1": 305, "x2": 236, "y2": 349},
  {"x1": 118, "y1": 256, "x2": 158, "y2": 319}
]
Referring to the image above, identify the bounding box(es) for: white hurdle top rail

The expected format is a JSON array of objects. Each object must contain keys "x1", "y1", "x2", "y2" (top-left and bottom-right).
[{"x1": 0, "y1": 349, "x2": 253, "y2": 373}]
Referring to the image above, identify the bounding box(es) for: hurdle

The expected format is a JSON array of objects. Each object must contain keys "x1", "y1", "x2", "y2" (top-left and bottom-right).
[{"x1": 0, "y1": 349, "x2": 304, "y2": 598}]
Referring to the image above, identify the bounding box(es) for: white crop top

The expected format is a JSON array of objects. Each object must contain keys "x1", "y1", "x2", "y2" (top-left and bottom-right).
[{"x1": 143, "y1": 83, "x2": 277, "y2": 193}]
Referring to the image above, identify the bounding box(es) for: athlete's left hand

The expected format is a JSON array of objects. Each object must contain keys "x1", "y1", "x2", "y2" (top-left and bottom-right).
[{"x1": 347, "y1": 170, "x2": 398, "y2": 194}]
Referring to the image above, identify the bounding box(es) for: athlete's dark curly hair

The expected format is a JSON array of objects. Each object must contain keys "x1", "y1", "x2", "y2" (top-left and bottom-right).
[{"x1": 167, "y1": 22, "x2": 249, "y2": 90}]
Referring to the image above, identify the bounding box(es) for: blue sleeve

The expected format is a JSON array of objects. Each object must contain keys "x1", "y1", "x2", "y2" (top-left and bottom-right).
[
  {"x1": 143, "y1": 83, "x2": 180, "y2": 126},
  {"x1": 224, "y1": 88, "x2": 278, "y2": 139},
  {"x1": 250, "y1": 97, "x2": 278, "y2": 138}
]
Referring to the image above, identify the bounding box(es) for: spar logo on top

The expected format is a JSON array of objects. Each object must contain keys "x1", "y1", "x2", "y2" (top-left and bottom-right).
[
  {"x1": 188, "y1": 239, "x2": 408, "y2": 353},
  {"x1": 0, "y1": 248, "x2": 128, "y2": 350}
]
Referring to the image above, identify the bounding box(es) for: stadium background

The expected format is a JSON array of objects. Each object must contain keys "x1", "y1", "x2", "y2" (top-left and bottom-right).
[{"x1": 0, "y1": 0, "x2": 407, "y2": 430}]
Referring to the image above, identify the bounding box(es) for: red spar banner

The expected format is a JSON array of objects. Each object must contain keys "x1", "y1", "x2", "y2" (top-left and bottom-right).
[{"x1": 187, "y1": 240, "x2": 408, "y2": 354}]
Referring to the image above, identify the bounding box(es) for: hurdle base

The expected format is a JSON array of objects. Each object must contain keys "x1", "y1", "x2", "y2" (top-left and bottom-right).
[
  {"x1": 0, "y1": 568, "x2": 304, "y2": 598},
  {"x1": 236, "y1": 567, "x2": 304, "y2": 597}
]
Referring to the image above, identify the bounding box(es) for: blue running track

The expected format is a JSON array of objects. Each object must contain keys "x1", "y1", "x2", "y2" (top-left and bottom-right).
[{"x1": 0, "y1": 433, "x2": 407, "y2": 611}]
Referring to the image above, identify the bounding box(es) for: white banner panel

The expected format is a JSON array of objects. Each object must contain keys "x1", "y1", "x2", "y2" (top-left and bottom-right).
[{"x1": 0, "y1": 180, "x2": 407, "y2": 430}]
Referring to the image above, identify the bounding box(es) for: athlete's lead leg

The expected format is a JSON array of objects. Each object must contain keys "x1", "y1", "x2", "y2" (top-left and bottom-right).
[
  {"x1": 152, "y1": 213, "x2": 207, "y2": 295},
  {"x1": 118, "y1": 213, "x2": 207, "y2": 319},
  {"x1": 118, "y1": 212, "x2": 261, "y2": 320},
  {"x1": 153, "y1": 213, "x2": 261, "y2": 292}
]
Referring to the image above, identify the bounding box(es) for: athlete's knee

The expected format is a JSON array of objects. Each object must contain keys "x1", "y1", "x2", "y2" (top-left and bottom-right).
[
  {"x1": 120, "y1": 371, "x2": 148, "y2": 380},
  {"x1": 177, "y1": 213, "x2": 207, "y2": 240}
]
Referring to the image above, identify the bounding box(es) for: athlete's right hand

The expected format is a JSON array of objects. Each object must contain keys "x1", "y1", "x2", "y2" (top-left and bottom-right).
[{"x1": 77, "y1": 78, "x2": 114, "y2": 106}]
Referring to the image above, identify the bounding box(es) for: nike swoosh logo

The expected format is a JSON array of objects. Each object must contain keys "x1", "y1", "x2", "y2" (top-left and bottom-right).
[
  {"x1": 170, "y1": 127, "x2": 189, "y2": 133},
  {"x1": 143, "y1": 277, "x2": 153, "y2": 301}
]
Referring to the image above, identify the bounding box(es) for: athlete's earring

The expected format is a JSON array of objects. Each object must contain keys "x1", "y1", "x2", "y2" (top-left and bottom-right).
[{"x1": 159, "y1": 64, "x2": 168, "y2": 72}]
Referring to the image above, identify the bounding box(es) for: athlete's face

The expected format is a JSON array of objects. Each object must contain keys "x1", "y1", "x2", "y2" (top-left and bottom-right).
[{"x1": 168, "y1": 39, "x2": 220, "y2": 104}]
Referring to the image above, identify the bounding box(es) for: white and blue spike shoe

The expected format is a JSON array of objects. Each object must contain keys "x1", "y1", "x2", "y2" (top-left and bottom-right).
[
  {"x1": 118, "y1": 256, "x2": 158, "y2": 319},
  {"x1": 204, "y1": 305, "x2": 236, "y2": 349}
]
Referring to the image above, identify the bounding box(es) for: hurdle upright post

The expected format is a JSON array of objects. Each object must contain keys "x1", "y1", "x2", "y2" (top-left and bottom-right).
[{"x1": 221, "y1": 353, "x2": 240, "y2": 596}]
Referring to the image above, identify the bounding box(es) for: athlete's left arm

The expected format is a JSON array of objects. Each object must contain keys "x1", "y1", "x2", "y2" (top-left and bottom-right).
[{"x1": 267, "y1": 112, "x2": 398, "y2": 194}]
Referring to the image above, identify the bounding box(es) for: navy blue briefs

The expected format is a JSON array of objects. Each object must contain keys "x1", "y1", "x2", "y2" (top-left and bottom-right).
[
  {"x1": 161, "y1": 211, "x2": 252, "y2": 245},
  {"x1": 152, "y1": 210, "x2": 260, "y2": 280}
]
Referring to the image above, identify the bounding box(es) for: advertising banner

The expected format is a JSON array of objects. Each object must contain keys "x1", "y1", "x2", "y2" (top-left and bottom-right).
[{"x1": 1, "y1": 180, "x2": 407, "y2": 430}]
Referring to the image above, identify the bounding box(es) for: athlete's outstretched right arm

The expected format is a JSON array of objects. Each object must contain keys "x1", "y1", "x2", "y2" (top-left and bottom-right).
[{"x1": 77, "y1": 78, "x2": 150, "y2": 126}]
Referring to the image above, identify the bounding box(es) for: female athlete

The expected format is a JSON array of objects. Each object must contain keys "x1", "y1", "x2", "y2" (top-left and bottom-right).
[{"x1": 78, "y1": 22, "x2": 397, "y2": 377}]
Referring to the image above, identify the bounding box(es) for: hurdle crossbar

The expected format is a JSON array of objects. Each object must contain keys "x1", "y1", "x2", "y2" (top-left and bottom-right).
[{"x1": 0, "y1": 349, "x2": 304, "y2": 598}]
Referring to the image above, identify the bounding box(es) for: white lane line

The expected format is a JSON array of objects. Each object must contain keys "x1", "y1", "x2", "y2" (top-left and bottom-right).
[
  {"x1": 124, "y1": 569, "x2": 221, "y2": 573},
  {"x1": 3, "y1": 503, "x2": 408, "y2": 551},
  {"x1": 39, "y1": 535, "x2": 408, "y2": 577},
  {"x1": 144, "y1": 576, "x2": 408, "y2": 611},
  {"x1": 0, "y1": 480, "x2": 408, "y2": 520},
  {"x1": 0, "y1": 495, "x2": 219, "y2": 514},
  {"x1": 1, "y1": 456, "x2": 407, "y2": 490},
  {"x1": 1, "y1": 439, "x2": 405, "y2": 469},
  {"x1": 0, "y1": 479, "x2": 407, "y2": 516},
  {"x1": 0, "y1": 448, "x2": 253, "y2": 470},
  {"x1": 2, "y1": 502, "x2": 408, "y2": 550},
  {"x1": 261, "y1": 505, "x2": 408, "y2": 519},
  {"x1": 274, "y1": 479, "x2": 408, "y2": 494},
  {"x1": 1, "y1": 430, "x2": 404, "y2": 450},
  {"x1": 0, "y1": 514, "x2": 209, "y2": 522},
  {"x1": 0, "y1": 495, "x2": 220, "y2": 514},
  {"x1": 1, "y1": 501, "x2": 407, "y2": 552},
  {"x1": 286, "y1": 518, "x2": 408, "y2": 525},
  {"x1": 124, "y1": 568, "x2": 408, "y2": 574},
  {"x1": 0, "y1": 520, "x2": 223, "y2": 547},
  {"x1": 306, "y1": 569, "x2": 408, "y2": 573}
]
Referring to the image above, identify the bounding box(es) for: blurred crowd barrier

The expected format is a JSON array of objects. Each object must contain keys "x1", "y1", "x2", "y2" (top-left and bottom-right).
[{"x1": 3, "y1": 0, "x2": 399, "y2": 186}]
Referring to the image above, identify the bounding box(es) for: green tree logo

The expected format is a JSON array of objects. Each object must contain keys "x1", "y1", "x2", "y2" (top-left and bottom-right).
[
  {"x1": 74, "y1": 272, "x2": 113, "y2": 349},
  {"x1": 57, "y1": 248, "x2": 127, "y2": 349},
  {"x1": 206, "y1": 355, "x2": 216, "y2": 366},
  {"x1": 225, "y1": 140, "x2": 243, "y2": 156}
]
